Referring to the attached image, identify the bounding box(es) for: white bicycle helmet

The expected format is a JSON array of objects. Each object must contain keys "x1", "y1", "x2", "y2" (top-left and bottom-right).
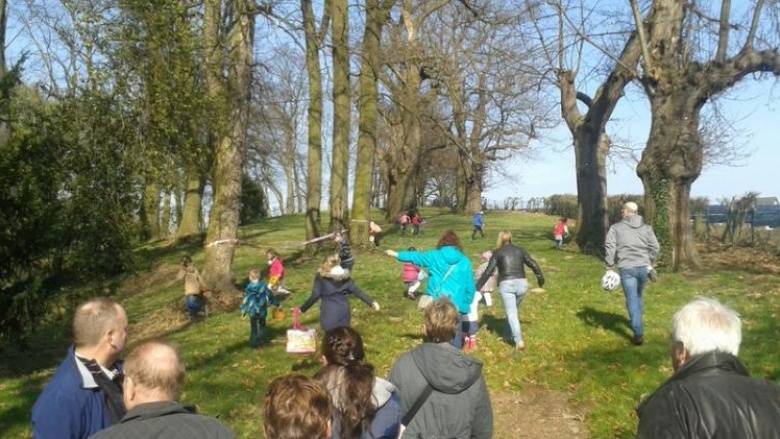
[{"x1": 602, "y1": 270, "x2": 621, "y2": 292}]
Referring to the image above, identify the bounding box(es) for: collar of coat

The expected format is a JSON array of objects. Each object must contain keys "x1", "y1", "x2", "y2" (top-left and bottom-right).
[
  {"x1": 119, "y1": 401, "x2": 196, "y2": 423},
  {"x1": 670, "y1": 351, "x2": 749, "y2": 383}
]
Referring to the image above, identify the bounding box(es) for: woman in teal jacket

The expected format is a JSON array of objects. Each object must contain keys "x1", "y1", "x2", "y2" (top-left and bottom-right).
[{"x1": 386, "y1": 230, "x2": 475, "y2": 348}]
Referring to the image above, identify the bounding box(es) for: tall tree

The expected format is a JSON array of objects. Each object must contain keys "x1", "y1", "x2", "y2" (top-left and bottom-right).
[
  {"x1": 329, "y1": 0, "x2": 350, "y2": 227},
  {"x1": 202, "y1": 0, "x2": 255, "y2": 292},
  {"x1": 302, "y1": 0, "x2": 331, "y2": 240},
  {"x1": 544, "y1": 1, "x2": 642, "y2": 255},
  {"x1": 634, "y1": 0, "x2": 780, "y2": 270},
  {"x1": 351, "y1": 0, "x2": 395, "y2": 246}
]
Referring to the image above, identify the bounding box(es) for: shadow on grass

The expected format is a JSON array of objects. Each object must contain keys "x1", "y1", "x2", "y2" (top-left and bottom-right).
[
  {"x1": 576, "y1": 306, "x2": 633, "y2": 342},
  {"x1": 0, "y1": 372, "x2": 47, "y2": 437},
  {"x1": 481, "y1": 314, "x2": 511, "y2": 346},
  {"x1": 399, "y1": 333, "x2": 424, "y2": 342}
]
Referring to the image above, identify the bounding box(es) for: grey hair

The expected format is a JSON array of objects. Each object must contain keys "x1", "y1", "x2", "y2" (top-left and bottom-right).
[
  {"x1": 623, "y1": 201, "x2": 639, "y2": 214},
  {"x1": 672, "y1": 297, "x2": 741, "y2": 357}
]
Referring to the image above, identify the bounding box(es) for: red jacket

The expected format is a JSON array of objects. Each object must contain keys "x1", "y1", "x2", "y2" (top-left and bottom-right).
[
  {"x1": 402, "y1": 262, "x2": 421, "y2": 282},
  {"x1": 269, "y1": 258, "x2": 284, "y2": 280},
  {"x1": 411, "y1": 214, "x2": 422, "y2": 225}
]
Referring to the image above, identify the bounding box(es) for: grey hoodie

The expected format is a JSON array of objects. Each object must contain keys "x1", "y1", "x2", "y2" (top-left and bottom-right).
[
  {"x1": 605, "y1": 215, "x2": 660, "y2": 269},
  {"x1": 388, "y1": 343, "x2": 493, "y2": 439}
]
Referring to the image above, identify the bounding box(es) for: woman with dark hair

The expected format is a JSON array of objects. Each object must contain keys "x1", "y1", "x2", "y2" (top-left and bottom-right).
[
  {"x1": 315, "y1": 327, "x2": 401, "y2": 439},
  {"x1": 385, "y1": 230, "x2": 476, "y2": 348}
]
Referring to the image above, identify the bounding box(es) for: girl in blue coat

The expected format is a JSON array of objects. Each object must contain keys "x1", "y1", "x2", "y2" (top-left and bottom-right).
[{"x1": 386, "y1": 230, "x2": 476, "y2": 348}]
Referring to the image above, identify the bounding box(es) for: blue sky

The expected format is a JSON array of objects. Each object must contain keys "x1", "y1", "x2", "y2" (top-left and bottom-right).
[{"x1": 485, "y1": 77, "x2": 779, "y2": 203}]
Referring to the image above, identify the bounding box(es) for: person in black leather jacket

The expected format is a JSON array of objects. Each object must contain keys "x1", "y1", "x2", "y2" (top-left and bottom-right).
[
  {"x1": 475, "y1": 230, "x2": 544, "y2": 350},
  {"x1": 637, "y1": 297, "x2": 780, "y2": 439}
]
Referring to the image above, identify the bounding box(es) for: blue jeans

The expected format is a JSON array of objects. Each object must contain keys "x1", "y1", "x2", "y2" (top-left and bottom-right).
[
  {"x1": 620, "y1": 266, "x2": 649, "y2": 337},
  {"x1": 250, "y1": 315, "x2": 267, "y2": 347},
  {"x1": 499, "y1": 279, "x2": 528, "y2": 345},
  {"x1": 450, "y1": 313, "x2": 468, "y2": 349},
  {"x1": 185, "y1": 295, "x2": 203, "y2": 318}
]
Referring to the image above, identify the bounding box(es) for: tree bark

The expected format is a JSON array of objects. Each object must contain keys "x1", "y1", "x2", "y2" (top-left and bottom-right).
[
  {"x1": 177, "y1": 172, "x2": 204, "y2": 238},
  {"x1": 573, "y1": 126, "x2": 609, "y2": 254},
  {"x1": 351, "y1": 0, "x2": 392, "y2": 247},
  {"x1": 302, "y1": 0, "x2": 328, "y2": 241},
  {"x1": 142, "y1": 181, "x2": 161, "y2": 240},
  {"x1": 202, "y1": 0, "x2": 254, "y2": 292},
  {"x1": 160, "y1": 190, "x2": 172, "y2": 238},
  {"x1": 328, "y1": 0, "x2": 350, "y2": 228},
  {"x1": 0, "y1": 0, "x2": 9, "y2": 146}
]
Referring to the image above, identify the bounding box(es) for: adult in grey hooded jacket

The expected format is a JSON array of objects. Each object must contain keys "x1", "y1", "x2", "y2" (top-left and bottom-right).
[
  {"x1": 388, "y1": 299, "x2": 492, "y2": 439},
  {"x1": 604, "y1": 201, "x2": 660, "y2": 345}
]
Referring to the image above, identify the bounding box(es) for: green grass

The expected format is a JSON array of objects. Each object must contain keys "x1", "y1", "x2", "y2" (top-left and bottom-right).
[{"x1": 2, "y1": 209, "x2": 779, "y2": 438}]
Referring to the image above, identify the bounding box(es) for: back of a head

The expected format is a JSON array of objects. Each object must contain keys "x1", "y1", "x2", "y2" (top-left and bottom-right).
[
  {"x1": 264, "y1": 374, "x2": 332, "y2": 439},
  {"x1": 319, "y1": 254, "x2": 341, "y2": 276},
  {"x1": 424, "y1": 298, "x2": 460, "y2": 343},
  {"x1": 673, "y1": 297, "x2": 742, "y2": 357},
  {"x1": 318, "y1": 327, "x2": 376, "y2": 439},
  {"x1": 73, "y1": 297, "x2": 123, "y2": 348},
  {"x1": 436, "y1": 230, "x2": 462, "y2": 250},
  {"x1": 496, "y1": 230, "x2": 512, "y2": 249},
  {"x1": 124, "y1": 340, "x2": 186, "y2": 401}
]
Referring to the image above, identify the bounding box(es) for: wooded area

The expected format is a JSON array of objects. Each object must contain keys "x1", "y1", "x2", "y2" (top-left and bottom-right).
[{"x1": 1, "y1": 0, "x2": 778, "y2": 336}]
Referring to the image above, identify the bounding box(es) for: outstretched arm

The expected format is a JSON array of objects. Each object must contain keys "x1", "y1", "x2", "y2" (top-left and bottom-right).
[
  {"x1": 476, "y1": 255, "x2": 498, "y2": 291},
  {"x1": 299, "y1": 277, "x2": 323, "y2": 313},
  {"x1": 524, "y1": 252, "x2": 545, "y2": 287},
  {"x1": 349, "y1": 281, "x2": 377, "y2": 308}
]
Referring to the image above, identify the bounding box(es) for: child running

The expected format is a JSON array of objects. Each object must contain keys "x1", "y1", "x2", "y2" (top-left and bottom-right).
[
  {"x1": 176, "y1": 256, "x2": 207, "y2": 321},
  {"x1": 401, "y1": 247, "x2": 422, "y2": 300},
  {"x1": 474, "y1": 251, "x2": 497, "y2": 307},
  {"x1": 241, "y1": 268, "x2": 280, "y2": 348},
  {"x1": 266, "y1": 248, "x2": 291, "y2": 298},
  {"x1": 296, "y1": 255, "x2": 380, "y2": 331},
  {"x1": 553, "y1": 217, "x2": 569, "y2": 249}
]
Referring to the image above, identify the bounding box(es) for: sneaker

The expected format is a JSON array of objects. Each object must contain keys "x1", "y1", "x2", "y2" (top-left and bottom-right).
[
  {"x1": 632, "y1": 335, "x2": 644, "y2": 346},
  {"x1": 515, "y1": 340, "x2": 525, "y2": 351}
]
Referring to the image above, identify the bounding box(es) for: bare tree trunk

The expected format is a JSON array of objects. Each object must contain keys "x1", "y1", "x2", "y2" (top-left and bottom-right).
[
  {"x1": 573, "y1": 127, "x2": 609, "y2": 254},
  {"x1": 351, "y1": 0, "x2": 392, "y2": 247},
  {"x1": 464, "y1": 170, "x2": 483, "y2": 214},
  {"x1": 283, "y1": 136, "x2": 296, "y2": 215},
  {"x1": 0, "y1": 0, "x2": 9, "y2": 146},
  {"x1": 302, "y1": 0, "x2": 329, "y2": 241},
  {"x1": 203, "y1": 0, "x2": 254, "y2": 292},
  {"x1": 160, "y1": 190, "x2": 172, "y2": 238},
  {"x1": 177, "y1": 172, "x2": 203, "y2": 238},
  {"x1": 142, "y1": 181, "x2": 161, "y2": 240},
  {"x1": 328, "y1": 0, "x2": 350, "y2": 228}
]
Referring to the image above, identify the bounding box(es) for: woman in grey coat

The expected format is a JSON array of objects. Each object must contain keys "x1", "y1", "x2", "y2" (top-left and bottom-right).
[{"x1": 388, "y1": 298, "x2": 493, "y2": 439}]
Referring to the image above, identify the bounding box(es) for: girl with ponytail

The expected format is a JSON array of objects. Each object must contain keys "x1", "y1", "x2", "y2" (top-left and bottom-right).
[{"x1": 315, "y1": 327, "x2": 401, "y2": 439}]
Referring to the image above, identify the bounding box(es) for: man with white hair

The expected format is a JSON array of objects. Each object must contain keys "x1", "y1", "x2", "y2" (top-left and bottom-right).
[
  {"x1": 637, "y1": 298, "x2": 780, "y2": 438},
  {"x1": 32, "y1": 297, "x2": 128, "y2": 439},
  {"x1": 91, "y1": 340, "x2": 234, "y2": 439},
  {"x1": 604, "y1": 201, "x2": 660, "y2": 345}
]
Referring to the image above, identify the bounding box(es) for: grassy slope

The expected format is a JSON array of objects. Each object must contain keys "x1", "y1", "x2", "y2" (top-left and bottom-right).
[{"x1": 1, "y1": 210, "x2": 779, "y2": 438}]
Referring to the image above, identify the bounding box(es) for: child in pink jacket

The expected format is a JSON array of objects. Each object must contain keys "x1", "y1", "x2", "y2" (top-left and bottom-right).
[{"x1": 401, "y1": 246, "x2": 422, "y2": 300}]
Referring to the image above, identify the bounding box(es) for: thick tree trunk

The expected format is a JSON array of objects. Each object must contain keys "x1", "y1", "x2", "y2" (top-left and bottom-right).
[
  {"x1": 386, "y1": 167, "x2": 411, "y2": 220},
  {"x1": 283, "y1": 136, "x2": 296, "y2": 215},
  {"x1": 177, "y1": 172, "x2": 203, "y2": 238},
  {"x1": 302, "y1": 0, "x2": 324, "y2": 240},
  {"x1": 573, "y1": 127, "x2": 609, "y2": 255},
  {"x1": 160, "y1": 191, "x2": 172, "y2": 237},
  {"x1": 464, "y1": 172, "x2": 483, "y2": 215},
  {"x1": 351, "y1": 0, "x2": 388, "y2": 248},
  {"x1": 142, "y1": 181, "x2": 161, "y2": 240},
  {"x1": 203, "y1": 0, "x2": 254, "y2": 292},
  {"x1": 637, "y1": 93, "x2": 704, "y2": 270},
  {"x1": 329, "y1": 0, "x2": 350, "y2": 228}
]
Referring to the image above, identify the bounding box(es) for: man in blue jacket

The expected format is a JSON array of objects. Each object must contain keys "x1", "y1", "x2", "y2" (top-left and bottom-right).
[{"x1": 32, "y1": 297, "x2": 128, "y2": 439}]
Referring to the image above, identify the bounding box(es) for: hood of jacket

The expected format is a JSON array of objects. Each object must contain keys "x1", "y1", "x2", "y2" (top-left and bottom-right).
[
  {"x1": 321, "y1": 266, "x2": 351, "y2": 281},
  {"x1": 372, "y1": 377, "x2": 397, "y2": 408},
  {"x1": 622, "y1": 214, "x2": 645, "y2": 229},
  {"x1": 438, "y1": 246, "x2": 466, "y2": 265},
  {"x1": 410, "y1": 343, "x2": 483, "y2": 394}
]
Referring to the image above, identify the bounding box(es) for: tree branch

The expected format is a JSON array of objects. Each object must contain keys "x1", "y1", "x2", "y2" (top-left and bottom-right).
[
  {"x1": 702, "y1": 48, "x2": 780, "y2": 98},
  {"x1": 716, "y1": 0, "x2": 731, "y2": 62},
  {"x1": 589, "y1": 31, "x2": 641, "y2": 127},
  {"x1": 743, "y1": 0, "x2": 765, "y2": 52},
  {"x1": 629, "y1": 0, "x2": 653, "y2": 76}
]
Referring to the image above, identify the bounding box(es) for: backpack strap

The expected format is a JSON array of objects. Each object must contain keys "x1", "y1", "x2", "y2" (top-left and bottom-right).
[{"x1": 400, "y1": 383, "x2": 433, "y2": 427}]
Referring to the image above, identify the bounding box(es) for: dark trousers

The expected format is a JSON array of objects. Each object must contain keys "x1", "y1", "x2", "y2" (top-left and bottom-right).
[
  {"x1": 413, "y1": 224, "x2": 420, "y2": 235},
  {"x1": 185, "y1": 295, "x2": 204, "y2": 318},
  {"x1": 472, "y1": 225, "x2": 484, "y2": 239},
  {"x1": 249, "y1": 315, "x2": 267, "y2": 347}
]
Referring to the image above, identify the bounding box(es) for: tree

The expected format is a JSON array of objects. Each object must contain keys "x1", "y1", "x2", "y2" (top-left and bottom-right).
[
  {"x1": 328, "y1": 0, "x2": 350, "y2": 227},
  {"x1": 542, "y1": 1, "x2": 642, "y2": 255},
  {"x1": 633, "y1": 0, "x2": 780, "y2": 270},
  {"x1": 351, "y1": 0, "x2": 395, "y2": 247},
  {"x1": 302, "y1": 0, "x2": 331, "y2": 241},
  {"x1": 202, "y1": 0, "x2": 256, "y2": 292}
]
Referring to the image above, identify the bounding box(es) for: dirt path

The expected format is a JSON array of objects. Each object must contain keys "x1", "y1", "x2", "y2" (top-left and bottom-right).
[{"x1": 492, "y1": 385, "x2": 588, "y2": 438}]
